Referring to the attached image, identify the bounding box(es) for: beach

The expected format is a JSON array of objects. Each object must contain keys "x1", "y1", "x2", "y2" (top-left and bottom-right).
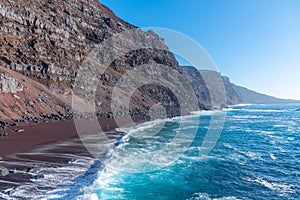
[
  {"x1": 1, "y1": 105, "x2": 299, "y2": 199},
  {"x1": 0, "y1": 117, "x2": 130, "y2": 194}
]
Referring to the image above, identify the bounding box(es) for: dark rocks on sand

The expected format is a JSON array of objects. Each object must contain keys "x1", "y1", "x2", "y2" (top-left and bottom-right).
[
  {"x1": 0, "y1": 132, "x2": 8, "y2": 137},
  {"x1": 28, "y1": 167, "x2": 45, "y2": 180},
  {"x1": 9, "y1": 122, "x2": 17, "y2": 126},
  {"x1": 0, "y1": 120, "x2": 9, "y2": 129},
  {"x1": 14, "y1": 128, "x2": 24, "y2": 133}
]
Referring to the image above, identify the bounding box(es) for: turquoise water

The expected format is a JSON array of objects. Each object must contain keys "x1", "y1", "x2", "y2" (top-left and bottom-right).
[{"x1": 72, "y1": 104, "x2": 300, "y2": 199}]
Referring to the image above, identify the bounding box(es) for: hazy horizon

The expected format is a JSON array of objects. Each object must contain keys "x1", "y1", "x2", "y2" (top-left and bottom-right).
[{"x1": 101, "y1": 0, "x2": 300, "y2": 100}]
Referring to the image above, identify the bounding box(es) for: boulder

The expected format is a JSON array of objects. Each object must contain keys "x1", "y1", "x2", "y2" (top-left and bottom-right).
[{"x1": 0, "y1": 70, "x2": 23, "y2": 93}]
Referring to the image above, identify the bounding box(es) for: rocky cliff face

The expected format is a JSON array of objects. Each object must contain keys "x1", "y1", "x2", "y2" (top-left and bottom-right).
[
  {"x1": 2, "y1": 0, "x2": 289, "y2": 124},
  {"x1": 179, "y1": 66, "x2": 211, "y2": 110},
  {"x1": 182, "y1": 67, "x2": 299, "y2": 107},
  {"x1": 221, "y1": 76, "x2": 243, "y2": 105},
  {"x1": 181, "y1": 68, "x2": 242, "y2": 107},
  {"x1": 0, "y1": 66, "x2": 71, "y2": 122},
  {"x1": 0, "y1": 0, "x2": 133, "y2": 89},
  {"x1": 199, "y1": 70, "x2": 242, "y2": 106},
  {"x1": 0, "y1": 0, "x2": 199, "y2": 122},
  {"x1": 0, "y1": 70, "x2": 23, "y2": 93}
]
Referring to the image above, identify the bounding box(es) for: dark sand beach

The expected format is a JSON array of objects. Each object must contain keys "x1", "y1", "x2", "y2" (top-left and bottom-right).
[{"x1": 0, "y1": 117, "x2": 133, "y2": 192}]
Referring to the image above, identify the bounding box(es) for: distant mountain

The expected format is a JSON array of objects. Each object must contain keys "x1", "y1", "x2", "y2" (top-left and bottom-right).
[
  {"x1": 198, "y1": 70, "x2": 242, "y2": 107},
  {"x1": 232, "y1": 84, "x2": 300, "y2": 104},
  {"x1": 182, "y1": 67, "x2": 299, "y2": 107}
]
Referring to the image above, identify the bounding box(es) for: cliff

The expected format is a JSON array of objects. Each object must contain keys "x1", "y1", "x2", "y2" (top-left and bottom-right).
[
  {"x1": 0, "y1": 0, "x2": 134, "y2": 87},
  {"x1": 0, "y1": 0, "x2": 198, "y2": 122},
  {"x1": 199, "y1": 70, "x2": 241, "y2": 107},
  {"x1": 233, "y1": 84, "x2": 300, "y2": 104},
  {"x1": 181, "y1": 67, "x2": 297, "y2": 107},
  {"x1": 0, "y1": 70, "x2": 23, "y2": 93},
  {"x1": 0, "y1": 0, "x2": 296, "y2": 124},
  {"x1": 179, "y1": 66, "x2": 211, "y2": 110},
  {"x1": 0, "y1": 66, "x2": 72, "y2": 122}
]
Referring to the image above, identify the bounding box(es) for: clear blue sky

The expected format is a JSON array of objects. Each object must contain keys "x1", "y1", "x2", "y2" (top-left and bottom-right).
[{"x1": 100, "y1": 0, "x2": 300, "y2": 100}]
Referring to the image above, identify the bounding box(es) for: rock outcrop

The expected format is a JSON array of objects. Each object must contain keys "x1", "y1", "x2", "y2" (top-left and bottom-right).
[
  {"x1": 221, "y1": 76, "x2": 243, "y2": 105},
  {"x1": 179, "y1": 66, "x2": 211, "y2": 110},
  {"x1": 198, "y1": 70, "x2": 242, "y2": 107},
  {"x1": 0, "y1": 0, "x2": 133, "y2": 90},
  {"x1": 195, "y1": 69, "x2": 297, "y2": 106},
  {"x1": 0, "y1": 70, "x2": 23, "y2": 93},
  {"x1": 181, "y1": 67, "x2": 244, "y2": 108},
  {"x1": 0, "y1": 66, "x2": 72, "y2": 121}
]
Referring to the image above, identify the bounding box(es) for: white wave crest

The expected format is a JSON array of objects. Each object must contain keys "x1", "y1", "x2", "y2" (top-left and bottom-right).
[
  {"x1": 242, "y1": 176, "x2": 294, "y2": 194},
  {"x1": 186, "y1": 192, "x2": 241, "y2": 200}
]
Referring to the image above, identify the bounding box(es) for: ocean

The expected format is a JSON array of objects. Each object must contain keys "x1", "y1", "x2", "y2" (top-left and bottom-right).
[
  {"x1": 72, "y1": 104, "x2": 300, "y2": 200},
  {"x1": 7, "y1": 104, "x2": 299, "y2": 200}
]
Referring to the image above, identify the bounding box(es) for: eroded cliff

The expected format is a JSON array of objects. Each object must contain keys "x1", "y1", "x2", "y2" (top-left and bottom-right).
[{"x1": 0, "y1": 0, "x2": 199, "y2": 122}]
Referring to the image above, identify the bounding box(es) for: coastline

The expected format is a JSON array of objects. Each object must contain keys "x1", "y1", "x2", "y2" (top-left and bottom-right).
[
  {"x1": 2, "y1": 104, "x2": 297, "y2": 198},
  {"x1": 0, "y1": 110, "x2": 204, "y2": 197},
  {"x1": 71, "y1": 104, "x2": 300, "y2": 200},
  {"x1": 0, "y1": 109, "x2": 221, "y2": 197},
  {"x1": 0, "y1": 117, "x2": 133, "y2": 194}
]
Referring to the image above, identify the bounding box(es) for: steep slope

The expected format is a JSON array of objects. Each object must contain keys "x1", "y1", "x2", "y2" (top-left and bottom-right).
[
  {"x1": 0, "y1": 0, "x2": 134, "y2": 90},
  {"x1": 233, "y1": 84, "x2": 300, "y2": 104},
  {"x1": 2, "y1": 0, "x2": 293, "y2": 125},
  {"x1": 222, "y1": 76, "x2": 243, "y2": 105},
  {"x1": 179, "y1": 67, "x2": 298, "y2": 107},
  {"x1": 0, "y1": 66, "x2": 72, "y2": 122},
  {"x1": 199, "y1": 70, "x2": 241, "y2": 107},
  {"x1": 177, "y1": 68, "x2": 243, "y2": 108},
  {"x1": 0, "y1": 69, "x2": 23, "y2": 93},
  {"x1": 0, "y1": 0, "x2": 198, "y2": 122},
  {"x1": 179, "y1": 66, "x2": 211, "y2": 110}
]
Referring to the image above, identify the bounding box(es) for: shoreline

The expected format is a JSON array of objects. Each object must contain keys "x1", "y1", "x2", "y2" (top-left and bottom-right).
[
  {"x1": 0, "y1": 117, "x2": 135, "y2": 194},
  {"x1": 0, "y1": 107, "x2": 241, "y2": 197},
  {"x1": 0, "y1": 103, "x2": 251, "y2": 164},
  {"x1": 0, "y1": 110, "x2": 218, "y2": 196},
  {"x1": 0, "y1": 117, "x2": 137, "y2": 158}
]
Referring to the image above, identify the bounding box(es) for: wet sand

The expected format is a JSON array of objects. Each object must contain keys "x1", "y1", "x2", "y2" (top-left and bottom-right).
[
  {"x1": 0, "y1": 117, "x2": 134, "y2": 158},
  {"x1": 0, "y1": 117, "x2": 137, "y2": 193}
]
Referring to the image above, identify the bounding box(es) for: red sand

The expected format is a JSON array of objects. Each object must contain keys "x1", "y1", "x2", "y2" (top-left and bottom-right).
[
  {"x1": 0, "y1": 117, "x2": 134, "y2": 159},
  {"x1": 0, "y1": 120, "x2": 78, "y2": 157},
  {"x1": 0, "y1": 117, "x2": 140, "y2": 192}
]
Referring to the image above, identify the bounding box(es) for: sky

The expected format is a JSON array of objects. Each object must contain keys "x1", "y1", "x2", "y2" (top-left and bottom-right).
[{"x1": 100, "y1": 0, "x2": 300, "y2": 100}]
